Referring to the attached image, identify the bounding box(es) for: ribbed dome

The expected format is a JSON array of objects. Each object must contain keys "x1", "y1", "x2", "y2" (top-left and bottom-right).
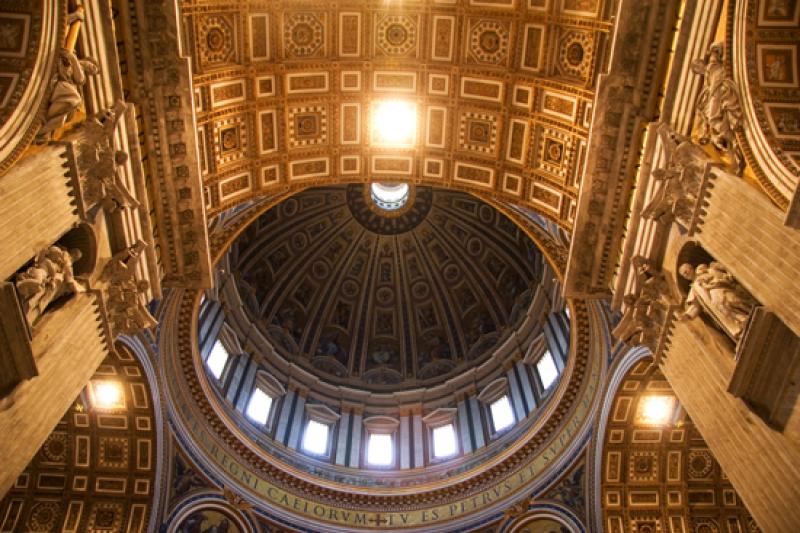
[{"x1": 230, "y1": 185, "x2": 542, "y2": 391}]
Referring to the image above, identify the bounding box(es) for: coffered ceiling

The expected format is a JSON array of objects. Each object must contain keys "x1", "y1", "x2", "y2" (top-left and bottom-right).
[{"x1": 180, "y1": 0, "x2": 614, "y2": 231}]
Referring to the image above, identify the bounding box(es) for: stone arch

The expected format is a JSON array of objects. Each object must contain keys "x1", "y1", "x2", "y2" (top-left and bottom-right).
[
  {"x1": 55, "y1": 222, "x2": 98, "y2": 278},
  {"x1": 503, "y1": 502, "x2": 585, "y2": 533},
  {"x1": 729, "y1": 0, "x2": 800, "y2": 215},
  {"x1": 0, "y1": 2, "x2": 66, "y2": 175}
]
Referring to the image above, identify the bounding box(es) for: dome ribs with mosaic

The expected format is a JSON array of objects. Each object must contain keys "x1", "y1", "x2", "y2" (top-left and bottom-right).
[
  {"x1": 182, "y1": 0, "x2": 612, "y2": 231},
  {"x1": 230, "y1": 186, "x2": 541, "y2": 391}
]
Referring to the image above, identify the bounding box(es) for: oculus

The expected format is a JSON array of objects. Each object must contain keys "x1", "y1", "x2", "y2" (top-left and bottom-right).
[{"x1": 370, "y1": 182, "x2": 409, "y2": 211}]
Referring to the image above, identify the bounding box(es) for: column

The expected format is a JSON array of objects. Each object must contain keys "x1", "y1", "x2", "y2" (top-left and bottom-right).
[
  {"x1": 286, "y1": 391, "x2": 307, "y2": 450},
  {"x1": 334, "y1": 410, "x2": 351, "y2": 466},
  {"x1": 348, "y1": 411, "x2": 363, "y2": 467},
  {"x1": 412, "y1": 412, "x2": 424, "y2": 468},
  {"x1": 399, "y1": 413, "x2": 411, "y2": 469},
  {"x1": 457, "y1": 399, "x2": 473, "y2": 454}
]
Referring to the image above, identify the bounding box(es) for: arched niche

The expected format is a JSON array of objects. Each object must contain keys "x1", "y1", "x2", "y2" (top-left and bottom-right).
[
  {"x1": 55, "y1": 222, "x2": 98, "y2": 278},
  {"x1": 504, "y1": 504, "x2": 585, "y2": 533},
  {"x1": 674, "y1": 240, "x2": 714, "y2": 296},
  {"x1": 167, "y1": 499, "x2": 253, "y2": 533}
]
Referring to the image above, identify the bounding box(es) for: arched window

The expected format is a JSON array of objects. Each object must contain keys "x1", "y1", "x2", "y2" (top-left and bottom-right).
[
  {"x1": 536, "y1": 350, "x2": 559, "y2": 390},
  {"x1": 479, "y1": 378, "x2": 517, "y2": 436},
  {"x1": 423, "y1": 408, "x2": 459, "y2": 461},
  {"x1": 363, "y1": 416, "x2": 400, "y2": 468},
  {"x1": 301, "y1": 403, "x2": 340, "y2": 458},
  {"x1": 206, "y1": 340, "x2": 229, "y2": 379}
]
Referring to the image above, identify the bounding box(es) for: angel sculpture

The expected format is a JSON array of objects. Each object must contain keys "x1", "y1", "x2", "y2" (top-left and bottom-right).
[
  {"x1": 102, "y1": 240, "x2": 157, "y2": 335},
  {"x1": 691, "y1": 42, "x2": 745, "y2": 175},
  {"x1": 641, "y1": 123, "x2": 710, "y2": 224}
]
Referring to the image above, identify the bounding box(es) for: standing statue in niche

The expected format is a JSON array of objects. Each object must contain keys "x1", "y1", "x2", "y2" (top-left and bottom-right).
[
  {"x1": 38, "y1": 47, "x2": 100, "y2": 139},
  {"x1": 678, "y1": 261, "x2": 756, "y2": 341},
  {"x1": 691, "y1": 42, "x2": 745, "y2": 175},
  {"x1": 15, "y1": 245, "x2": 85, "y2": 326}
]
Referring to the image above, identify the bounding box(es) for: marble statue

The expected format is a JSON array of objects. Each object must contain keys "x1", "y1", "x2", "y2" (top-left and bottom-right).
[
  {"x1": 74, "y1": 100, "x2": 139, "y2": 215},
  {"x1": 612, "y1": 294, "x2": 654, "y2": 346},
  {"x1": 691, "y1": 42, "x2": 744, "y2": 175},
  {"x1": 102, "y1": 240, "x2": 157, "y2": 335},
  {"x1": 642, "y1": 124, "x2": 710, "y2": 224},
  {"x1": 15, "y1": 245, "x2": 85, "y2": 325},
  {"x1": 38, "y1": 48, "x2": 101, "y2": 139},
  {"x1": 678, "y1": 261, "x2": 756, "y2": 341}
]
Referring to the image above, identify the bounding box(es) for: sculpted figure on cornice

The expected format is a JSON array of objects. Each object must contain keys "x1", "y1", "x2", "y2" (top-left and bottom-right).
[
  {"x1": 691, "y1": 42, "x2": 744, "y2": 175},
  {"x1": 38, "y1": 44, "x2": 100, "y2": 140},
  {"x1": 613, "y1": 257, "x2": 670, "y2": 349},
  {"x1": 678, "y1": 261, "x2": 756, "y2": 341},
  {"x1": 15, "y1": 245, "x2": 85, "y2": 326},
  {"x1": 102, "y1": 240, "x2": 157, "y2": 336},
  {"x1": 74, "y1": 100, "x2": 140, "y2": 217},
  {"x1": 642, "y1": 123, "x2": 711, "y2": 226}
]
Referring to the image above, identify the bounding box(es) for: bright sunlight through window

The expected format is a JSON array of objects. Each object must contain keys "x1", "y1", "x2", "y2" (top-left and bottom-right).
[
  {"x1": 370, "y1": 182, "x2": 409, "y2": 211},
  {"x1": 490, "y1": 395, "x2": 515, "y2": 432},
  {"x1": 636, "y1": 395, "x2": 676, "y2": 426},
  {"x1": 302, "y1": 420, "x2": 330, "y2": 455},
  {"x1": 245, "y1": 387, "x2": 272, "y2": 426},
  {"x1": 432, "y1": 424, "x2": 457, "y2": 458},
  {"x1": 90, "y1": 380, "x2": 124, "y2": 410},
  {"x1": 367, "y1": 433, "x2": 394, "y2": 466},
  {"x1": 372, "y1": 100, "x2": 416, "y2": 146},
  {"x1": 537, "y1": 351, "x2": 559, "y2": 390},
  {"x1": 206, "y1": 340, "x2": 229, "y2": 379}
]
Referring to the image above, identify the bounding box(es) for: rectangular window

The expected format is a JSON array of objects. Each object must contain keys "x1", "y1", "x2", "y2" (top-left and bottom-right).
[
  {"x1": 206, "y1": 340, "x2": 229, "y2": 379},
  {"x1": 537, "y1": 351, "x2": 558, "y2": 390},
  {"x1": 367, "y1": 433, "x2": 393, "y2": 466},
  {"x1": 432, "y1": 424, "x2": 457, "y2": 458},
  {"x1": 490, "y1": 395, "x2": 515, "y2": 432},
  {"x1": 245, "y1": 387, "x2": 272, "y2": 426},
  {"x1": 302, "y1": 420, "x2": 330, "y2": 456}
]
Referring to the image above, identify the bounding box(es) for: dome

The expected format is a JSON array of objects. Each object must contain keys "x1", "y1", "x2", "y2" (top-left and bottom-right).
[{"x1": 229, "y1": 185, "x2": 542, "y2": 391}]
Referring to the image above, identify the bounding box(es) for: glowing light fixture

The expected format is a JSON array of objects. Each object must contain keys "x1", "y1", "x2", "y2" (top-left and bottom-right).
[
  {"x1": 90, "y1": 380, "x2": 124, "y2": 410},
  {"x1": 636, "y1": 395, "x2": 676, "y2": 426},
  {"x1": 370, "y1": 182, "x2": 409, "y2": 211},
  {"x1": 372, "y1": 100, "x2": 416, "y2": 146}
]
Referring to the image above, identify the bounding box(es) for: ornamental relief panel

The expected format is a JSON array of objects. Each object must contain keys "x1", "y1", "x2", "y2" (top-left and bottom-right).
[{"x1": 179, "y1": 0, "x2": 613, "y2": 230}]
